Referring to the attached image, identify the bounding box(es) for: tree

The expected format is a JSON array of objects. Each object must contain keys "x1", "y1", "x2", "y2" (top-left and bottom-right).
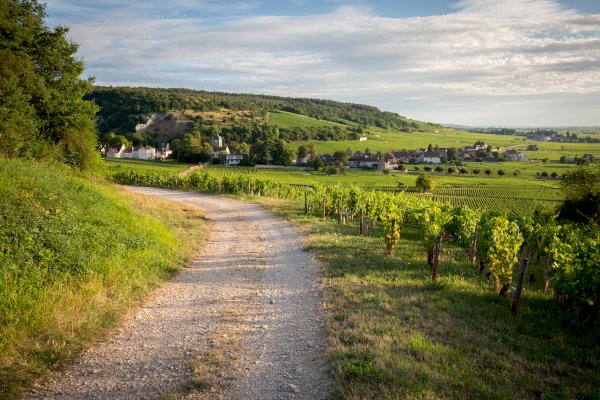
[
  {"x1": 308, "y1": 141, "x2": 318, "y2": 161},
  {"x1": 497, "y1": 169, "x2": 505, "y2": 176},
  {"x1": 472, "y1": 169, "x2": 480, "y2": 175},
  {"x1": 333, "y1": 150, "x2": 348, "y2": 171},
  {"x1": 0, "y1": 0, "x2": 99, "y2": 170},
  {"x1": 270, "y1": 139, "x2": 294, "y2": 166},
  {"x1": 416, "y1": 174, "x2": 436, "y2": 192},
  {"x1": 296, "y1": 144, "x2": 307, "y2": 161},
  {"x1": 485, "y1": 169, "x2": 492, "y2": 176},
  {"x1": 106, "y1": 133, "x2": 129, "y2": 147},
  {"x1": 558, "y1": 164, "x2": 600, "y2": 225}
]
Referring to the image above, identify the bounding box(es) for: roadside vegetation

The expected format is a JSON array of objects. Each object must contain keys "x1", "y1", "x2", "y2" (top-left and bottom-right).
[
  {"x1": 256, "y1": 196, "x2": 599, "y2": 399},
  {"x1": 0, "y1": 160, "x2": 207, "y2": 397}
]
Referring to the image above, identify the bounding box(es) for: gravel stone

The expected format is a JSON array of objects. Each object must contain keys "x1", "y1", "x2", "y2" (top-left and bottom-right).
[{"x1": 26, "y1": 187, "x2": 331, "y2": 400}]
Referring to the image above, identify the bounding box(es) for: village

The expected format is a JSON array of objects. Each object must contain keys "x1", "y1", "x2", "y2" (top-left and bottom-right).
[{"x1": 99, "y1": 135, "x2": 539, "y2": 170}]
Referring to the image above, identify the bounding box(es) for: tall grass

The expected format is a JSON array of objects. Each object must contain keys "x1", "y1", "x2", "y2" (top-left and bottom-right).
[{"x1": 0, "y1": 159, "x2": 206, "y2": 397}]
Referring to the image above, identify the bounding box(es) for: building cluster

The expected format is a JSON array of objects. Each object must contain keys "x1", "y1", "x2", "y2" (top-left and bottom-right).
[
  {"x1": 100, "y1": 144, "x2": 172, "y2": 160},
  {"x1": 315, "y1": 142, "x2": 529, "y2": 171}
]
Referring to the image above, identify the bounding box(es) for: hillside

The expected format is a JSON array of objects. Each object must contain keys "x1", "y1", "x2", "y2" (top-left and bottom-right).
[
  {"x1": 0, "y1": 159, "x2": 206, "y2": 397},
  {"x1": 86, "y1": 86, "x2": 437, "y2": 141}
]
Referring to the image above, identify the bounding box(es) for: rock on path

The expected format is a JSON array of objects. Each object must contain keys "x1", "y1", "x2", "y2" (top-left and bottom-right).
[{"x1": 27, "y1": 187, "x2": 331, "y2": 400}]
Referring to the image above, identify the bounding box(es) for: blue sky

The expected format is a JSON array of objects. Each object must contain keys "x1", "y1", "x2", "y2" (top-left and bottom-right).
[{"x1": 45, "y1": 0, "x2": 600, "y2": 126}]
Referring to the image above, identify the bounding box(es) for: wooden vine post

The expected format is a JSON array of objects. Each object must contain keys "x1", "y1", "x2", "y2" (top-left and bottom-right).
[
  {"x1": 304, "y1": 190, "x2": 308, "y2": 214},
  {"x1": 470, "y1": 228, "x2": 478, "y2": 266},
  {"x1": 359, "y1": 208, "x2": 365, "y2": 235},
  {"x1": 542, "y1": 255, "x2": 551, "y2": 293},
  {"x1": 510, "y1": 258, "x2": 528, "y2": 316},
  {"x1": 432, "y1": 235, "x2": 442, "y2": 282}
]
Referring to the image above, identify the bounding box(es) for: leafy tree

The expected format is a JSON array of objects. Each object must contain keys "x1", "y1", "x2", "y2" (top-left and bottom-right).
[
  {"x1": 333, "y1": 150, "x2": 348, "y2": 172},
  {"x1": 171, "y1": 133, "x2": 202, "y2": 162},
  {"x1": 485, "y1": 169, "x2": 492, "y2": 176},
  {"x1": 557, "y1": 164, "x2": 600, "y2": 225},
  {"x1": 271, "y1": 139, "x2": 294, "y2": 166},
  {"x1": 472, "y1": 169, "x2": 480, "y2": 174},
  {"x1": 308, "y1": 141, "x2": 318, "y2": 161},
  {"x1": 0, "y1": 0, "x2": 98, "y2": 169},
  {"x1": 415, "y1": 174, "x2": 436, "y2": 192},
  {"x1": 296, "y1": 144, "x2": 307, "y2": 160},
  {"x1": 497, "y1": 169, "x2": 505, "y2": 176},
  {"x1": 106, "y1": 133, "x2": 129, "y2": 147}
]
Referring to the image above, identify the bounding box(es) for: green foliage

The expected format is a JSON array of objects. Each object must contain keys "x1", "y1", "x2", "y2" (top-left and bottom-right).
[
  {"x1": 0, "y1": 159, "x2": 191, "y2": 395},
  {"x1": 477, "y1": 214, "x2": 524, "y2": 292},
  {"x1": 0, "y1": 0, "x2": 98, "y2": 170},
  {"x1": 415, "y1": 173, "x2": 436, "y2": 192},
  {"x1": 553, "y1": 225, "x2": 600, "y2": 319}
]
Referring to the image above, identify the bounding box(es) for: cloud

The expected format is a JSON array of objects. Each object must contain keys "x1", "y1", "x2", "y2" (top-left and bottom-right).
[{"x1": 48, "y1": 0, "x2": 600, "y2": 124}]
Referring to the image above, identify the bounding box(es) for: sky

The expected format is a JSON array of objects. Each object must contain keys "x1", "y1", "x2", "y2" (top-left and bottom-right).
[{"x1": 44, "y1": 0, "x2": 600, "y2": 127}]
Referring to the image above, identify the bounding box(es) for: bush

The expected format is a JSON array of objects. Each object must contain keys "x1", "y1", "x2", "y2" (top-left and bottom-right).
[
  {"x1": 447, "y1": 167, "x2": 456, "y2": 174},
  {"x1": 435, "y1": 166, "x2": 445, "y2": 172},
  {"x1": 472, "y1": 169, "x2": 480, "y2": 174},
  {"x1": 497, "y1": 170, "x2": 505, "y2": 176},
  {"x1": 423, "y1": 166, "x2": 432, "y2": 172},
  {"x1": 415, "y1": 174, "x2": 436, "y2": 192}
]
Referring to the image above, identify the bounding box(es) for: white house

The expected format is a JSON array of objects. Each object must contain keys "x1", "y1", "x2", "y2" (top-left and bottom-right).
[
  {"x1": 503, "y1": 150, "x2": 528, "y2": 161},
  {"x1": 136, "y1": 146, "x2": 157, "y2": 160},
  {"x1": 106, "y1": 144, "x2": 126, "y2": 158},
  {"x1": 221, "y1": 153, "x2": 246, "y2": 166},
  {"x1": 422, "y1": 151, "x2": 442, "y2": 164}
]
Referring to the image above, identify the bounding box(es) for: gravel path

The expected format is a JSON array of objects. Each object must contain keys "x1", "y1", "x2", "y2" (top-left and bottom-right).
[{"x1": 27, "y1": 187, "x2": 331, "y2": 400}]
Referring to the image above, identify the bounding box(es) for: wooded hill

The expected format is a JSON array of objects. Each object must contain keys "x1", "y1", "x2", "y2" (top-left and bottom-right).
[{"x1": 87, "y1": 86, "x2": 437, "y2": 140}]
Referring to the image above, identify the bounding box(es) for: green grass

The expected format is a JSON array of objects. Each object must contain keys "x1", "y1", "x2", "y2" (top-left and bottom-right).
[
  {"x1": 0, "y1": 159, "x2": 207, "y2": 397},
  {"x1": 102, "y1": 157, "x2": 193, "y2": 174},
  {"x1": 258, "y1": 197, "x2": 600, "y2": 400},
  {"x1": 290, "y1": 129, "x2": 600, "y2": 162},
  {"x1": 267, "y1": 110, "x2": 347, "y2": 129}
]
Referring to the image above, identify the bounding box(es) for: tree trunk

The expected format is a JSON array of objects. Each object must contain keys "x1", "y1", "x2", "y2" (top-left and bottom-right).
[
  {"x1": 499, "y1": 283, "x2": 510, "y2": 298},
  {"x1": 494, "y1": 278, "x2": 500, "y2": 292},
  {"x1": 322, "y1": 198, "x2": 326, "y2": 218},
  {"x1": 511, "y1": 259, "x2": 528, "y2": 315}
]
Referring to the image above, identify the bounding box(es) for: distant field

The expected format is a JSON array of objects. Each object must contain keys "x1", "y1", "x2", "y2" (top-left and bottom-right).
[
  {"x1": 267, "y1": 110, "x2": 344, "y2": 129},
  {"x1": 290, "y1": 129, "x2": 600, "y2": 162},
  {"x1": 103, "y1": 158, "x2": 193, "y2": 174}
]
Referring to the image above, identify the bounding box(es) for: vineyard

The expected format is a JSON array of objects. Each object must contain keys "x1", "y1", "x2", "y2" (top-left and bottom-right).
[
  {"x1": 107, "y1": 162, "x2": 563, "y2": 216},
  {"x1": 110, "y1": 166, "x2": 599, "y2": 325}
]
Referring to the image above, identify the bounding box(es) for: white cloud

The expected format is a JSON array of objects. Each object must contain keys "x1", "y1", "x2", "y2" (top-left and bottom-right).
[{"x1": 51, "y1": 0, "x2": 600, "y2": 125}]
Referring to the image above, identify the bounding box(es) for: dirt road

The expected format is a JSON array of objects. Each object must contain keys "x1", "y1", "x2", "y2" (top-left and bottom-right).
[{"x1": 28, "y1": 187, "x2": 330, "y2": 400}]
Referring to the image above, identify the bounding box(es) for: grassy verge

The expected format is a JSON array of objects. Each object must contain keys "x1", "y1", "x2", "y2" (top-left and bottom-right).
[
  {"x1": 256, "y1": 197, "x2": 600, "y2": 400},
  {"x1": 0, "y1": 160, "x2": 207, "y2": 397}
]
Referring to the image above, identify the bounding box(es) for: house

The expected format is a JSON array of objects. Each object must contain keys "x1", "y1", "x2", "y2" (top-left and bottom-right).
[
  {"x1": 211, "y1": 133, "x2": 230, "y2": 155},
  {"x1": 389, "y1": 151, "x2": 412, "y2": 164},
  {"x1": 422, "y1": 151, "x2": 442, "y2": 164},
  {"x1": 221, "y1": 153, "x2": 247, "y2": 166},
  {"x1": 157, "y1": 143, "x2": 172, "y2": 160},
  {"x1": 348, "y1": 153, "x2": 380, "y2": 169},
  {"x1": 106, "y1": 144, "x2": 126, "y2": 158},
  {"x1": 318, "y1": 153, "x2": 334, "y2": 165},
  {"x1": 137, "y1": 146, "x2": 157, "y2": 160},
  {"x1": 503, "y1": 149, "x2": 528, "y2": 161},
  {"x1": 359, "y1": 136, "x2": 368, "y2": 141}
]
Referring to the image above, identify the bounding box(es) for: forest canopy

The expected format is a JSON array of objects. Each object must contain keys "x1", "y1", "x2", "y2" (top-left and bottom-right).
[{"x1": 0, "y1": 0, "x2": 98, "y2": 170}]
